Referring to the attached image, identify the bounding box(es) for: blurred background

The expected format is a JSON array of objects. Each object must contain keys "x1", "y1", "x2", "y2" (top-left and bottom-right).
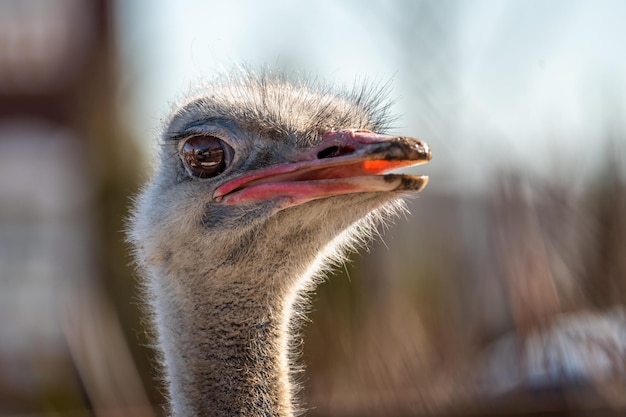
[{"x1": 0, "y1": 0, "x2": 625, "y2": 416}]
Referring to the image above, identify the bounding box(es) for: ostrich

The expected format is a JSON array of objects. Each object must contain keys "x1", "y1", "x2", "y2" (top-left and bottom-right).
[{"x1": 128, "y1": 71, "x2": 431, "y2": 417}]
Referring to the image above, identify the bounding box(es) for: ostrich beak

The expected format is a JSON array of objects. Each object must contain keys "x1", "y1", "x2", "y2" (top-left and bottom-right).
[{"x1": 214, "y1": 129, "x2": 431, "y2": 208}]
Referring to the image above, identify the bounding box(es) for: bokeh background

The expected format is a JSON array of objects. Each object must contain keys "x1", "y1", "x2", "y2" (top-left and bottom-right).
[{"x1": 1, "y1": 0, "x2": 625, "y2": 416}]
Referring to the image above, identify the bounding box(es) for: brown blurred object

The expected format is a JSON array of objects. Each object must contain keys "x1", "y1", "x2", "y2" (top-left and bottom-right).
[
  {"x1": 63, "y1": 291, "x2": 155, "y2": 417},
  {"x1": 0, "y1": 0, "x2": 154, "y2": 415},
  {"x1": 584, "y1": 155, "x2": 626, "y2": 308},
  {"x1": 470, "y1": 172, "x2": 626, "y2": 415},
  {"x1": 493, "y1": 177, "x2": 565, "y2": 333}
]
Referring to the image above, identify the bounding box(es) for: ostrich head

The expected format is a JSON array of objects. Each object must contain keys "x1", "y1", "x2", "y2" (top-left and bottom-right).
[{"x1": 129, "y1": 72, "x2": 431, "y2": 417}]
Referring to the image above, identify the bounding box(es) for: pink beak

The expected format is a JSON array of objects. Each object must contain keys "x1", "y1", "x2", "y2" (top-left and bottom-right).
[{"x1": 214, "y1": 129, "x2": 431, "y2": 209}]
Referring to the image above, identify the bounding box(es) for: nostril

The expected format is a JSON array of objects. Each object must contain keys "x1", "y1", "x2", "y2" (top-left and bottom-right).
[
  {"x1": 317, "y1": 146, "x2": 355, "y2": 159},
  {"x1": 317, "y1": 146, "x2": 339, "y2": 159}
]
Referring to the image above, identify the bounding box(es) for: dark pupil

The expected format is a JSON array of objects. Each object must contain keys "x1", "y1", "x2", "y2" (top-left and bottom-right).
[{"x1": 182, "y1": 136, "x2": 225, "y2": 178}]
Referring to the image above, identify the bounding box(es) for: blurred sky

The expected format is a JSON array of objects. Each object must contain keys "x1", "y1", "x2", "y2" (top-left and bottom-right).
[{"x1": 115, "y1": 0, "x2": 626, "y2": 192}]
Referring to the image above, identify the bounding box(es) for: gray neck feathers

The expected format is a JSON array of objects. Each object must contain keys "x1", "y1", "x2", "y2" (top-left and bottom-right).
[
  {"x1": 151, "y1": 272, "x2": 294, "y2": 417},
  {"x1": 141, "y1": 209, "x2": 360, "y2": 417}
]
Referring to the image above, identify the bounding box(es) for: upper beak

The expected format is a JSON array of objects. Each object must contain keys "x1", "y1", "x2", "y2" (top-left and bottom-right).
[{"x1": 214, "y1": 129, "x2": 431, "y2": 209}]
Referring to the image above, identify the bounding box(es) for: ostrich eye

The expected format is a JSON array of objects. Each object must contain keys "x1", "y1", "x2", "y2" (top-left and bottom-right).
[{"x1": 179, "y1": 135, "x2": 232, "y2": 178}]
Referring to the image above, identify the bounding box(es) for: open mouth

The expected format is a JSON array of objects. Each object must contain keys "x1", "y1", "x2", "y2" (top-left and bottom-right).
[{"x1": 213, "y1": 129, "x2": 431, "y2": 209}]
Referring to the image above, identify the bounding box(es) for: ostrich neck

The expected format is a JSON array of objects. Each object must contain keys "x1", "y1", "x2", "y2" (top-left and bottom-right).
[{"x1": 153, "y1": 252, "x2": 309, "y2": 417}]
